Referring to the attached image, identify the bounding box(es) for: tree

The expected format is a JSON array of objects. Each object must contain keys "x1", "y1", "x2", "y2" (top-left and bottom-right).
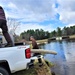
[
  {"x1": 50, "y1": 30, "x2": 57, "y2": 37},
  {"x1": 20, "y1": 29, "x2": 50, "y2": 40},
  {"x1": 7, "y1": 18, "x2": 20, "y2": 42},
  {"x1": 20, "y1": 25, "x2": 75, "y2": 41},
  {"x1": 7, "y1": 18, "x2": 20, "y2": 35},
  {"x1": 57, "y1": 27, "x2": 62, "y2": 36},
  {"x1": 62, "y1": 27, "x2": 67, "y2": 36}
]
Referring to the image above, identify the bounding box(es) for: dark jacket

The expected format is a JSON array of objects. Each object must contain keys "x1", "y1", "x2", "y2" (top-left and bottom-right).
[
  {"x1": 32, "y1": 40, "x2": 39, "y2": 49},
  {"x1": 32, "y1": 40, "x2": 41, "y2": 56},
  {"x1": 0, "y1": 6, "x2": 6, "y2": 20}
]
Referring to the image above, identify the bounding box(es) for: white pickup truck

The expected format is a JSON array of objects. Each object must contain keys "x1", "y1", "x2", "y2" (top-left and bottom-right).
[{"x1": 0, "y1": 43, "x2": 42, "y2": 75}]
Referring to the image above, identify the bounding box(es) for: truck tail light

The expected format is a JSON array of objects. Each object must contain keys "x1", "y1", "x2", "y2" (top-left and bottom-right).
[{"x1": 25, "y1": 48, "x2": 31, "y2": 58}]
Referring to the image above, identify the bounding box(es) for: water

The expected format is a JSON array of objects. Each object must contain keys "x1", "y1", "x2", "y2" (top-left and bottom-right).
[{"x1": 40, "y1": 40, "x2": 75, "y2": 75}]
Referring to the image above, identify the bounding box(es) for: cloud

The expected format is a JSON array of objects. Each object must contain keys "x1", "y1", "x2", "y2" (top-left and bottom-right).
[
  {"x1": 0, "y1": 0, "x2": 56, "y2": 22},
  {"x1": 1, "y1": 0, "x2": 75, "y2": 25},
  {"x1": 66, "y1": 23, "x2": 75, "y2": 27},
  {"x1": 16, "y1": 23, "x2": 54, "y2": 35},
  {"x1": 0, "y1": 0, "x2": 58, "y2": 34},
  {"x1": 2, "y1": 0, "x2": 75, "y2": 35},
  {"x1": 57, "y1": 0, "x2": 75, "y2": 24}
]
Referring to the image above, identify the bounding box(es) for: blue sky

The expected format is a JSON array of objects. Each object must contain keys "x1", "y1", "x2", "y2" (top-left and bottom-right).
[{"x1": 0, "y1": 0, "x2": 75, "y2": 35}]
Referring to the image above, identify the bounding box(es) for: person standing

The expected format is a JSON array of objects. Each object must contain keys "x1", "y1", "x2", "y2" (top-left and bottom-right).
[
  {"x1": 30, "y1": 36, "x2": 41, "y2": 56},
  {"x1": 0, "y1": 6, "x2": 13, "y2": 47}
]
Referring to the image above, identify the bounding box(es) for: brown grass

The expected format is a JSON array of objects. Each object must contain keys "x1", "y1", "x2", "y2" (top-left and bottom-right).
[
  {"x1": 69, "y1": 35, "x2": 75, "y2": 39},
  {"x1": 13, "y1": 68, "x2": 37, "y2": 75}
]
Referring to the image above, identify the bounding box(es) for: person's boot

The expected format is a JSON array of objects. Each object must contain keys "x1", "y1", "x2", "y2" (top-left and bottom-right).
[{"x1": 3, "y1": 32, "x2": 14, "y2": 47}]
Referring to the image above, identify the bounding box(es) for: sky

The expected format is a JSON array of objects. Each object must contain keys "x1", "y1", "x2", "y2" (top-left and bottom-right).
[{"x1": 0, "y1": 0, "x2": 75, "y2": 35}]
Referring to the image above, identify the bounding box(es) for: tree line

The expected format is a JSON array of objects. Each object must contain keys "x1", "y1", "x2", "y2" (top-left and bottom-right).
[
  {"x1": 20, "y1": 29, "x2": 50, "y2": 40},
  {"x1": 5, "y1": 18, "x2": 75, "y2": 41},
  {"x1": 20, "y1": 25, "x2": 75, "y2": 40},
  {"x1": 51, "y1": 25, "x2": 75, "y2": 37}
]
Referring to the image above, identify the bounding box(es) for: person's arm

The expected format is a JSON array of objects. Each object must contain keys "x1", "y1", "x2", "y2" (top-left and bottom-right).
[{"x1": 20, "y1": 39, "x2": 30, "y2": 44}]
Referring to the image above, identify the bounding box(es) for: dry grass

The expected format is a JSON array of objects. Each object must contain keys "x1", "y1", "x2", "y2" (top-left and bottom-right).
[
  {"x1": 36, "y1": 39, "x2": 48, "y2": 43},
  {"x1": 69, "y1": 35, "x2": 75, "y2": 39},
  {"x1": 13, "y1": 68, "x2": 37, "y2": 75},
  {"x1": 28, "y1": 39, "x2": 48, "y2": 45}
]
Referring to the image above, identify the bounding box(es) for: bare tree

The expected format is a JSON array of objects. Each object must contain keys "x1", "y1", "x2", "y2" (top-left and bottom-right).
[
  {"x1": 7, "y1": 18, "x2": 21, "y2": 42},
  {"x1": 7, "y1": 18, "x2": 20, "y2": 35}
]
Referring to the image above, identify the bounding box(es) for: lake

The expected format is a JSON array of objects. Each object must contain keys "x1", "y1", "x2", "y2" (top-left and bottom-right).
[{"x1": 40, "y1": 40, "x2": 75, "y2": 75}]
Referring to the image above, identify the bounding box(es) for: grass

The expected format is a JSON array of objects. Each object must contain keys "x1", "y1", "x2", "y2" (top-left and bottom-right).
[
  {"x1": 13, "y1": 68, "x2": 37, "y2": 75},
  {"x1": 45, "y1": 60, "x2": 54, "y2": 68}
]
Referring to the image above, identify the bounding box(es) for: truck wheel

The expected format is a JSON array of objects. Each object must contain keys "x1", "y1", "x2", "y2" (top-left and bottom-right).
[{"x1": 0, "y1": 67, "x2": 9, "y2": 75}]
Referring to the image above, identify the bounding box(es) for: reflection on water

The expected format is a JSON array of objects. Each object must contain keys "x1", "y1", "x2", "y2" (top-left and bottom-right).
[{"x1": 40, "y1": 40, "x2": 75, "y2": 75}]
